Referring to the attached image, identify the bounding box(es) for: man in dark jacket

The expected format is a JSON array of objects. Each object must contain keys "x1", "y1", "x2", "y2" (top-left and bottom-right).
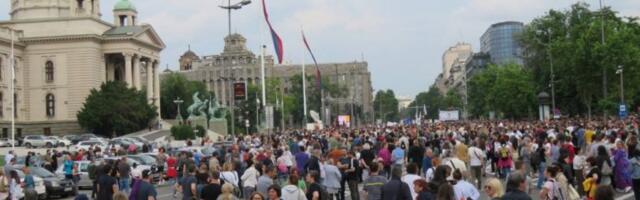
[
  {"x1": 380, "y1": 167, "x2": 411, "y2": 200},
  {"x1": 501, "y1": 173, "x2": 532, "y2": 200}
]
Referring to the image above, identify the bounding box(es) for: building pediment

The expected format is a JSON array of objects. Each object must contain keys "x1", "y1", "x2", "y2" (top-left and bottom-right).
[{"x1": 103, "y1": 25, "x2": 165, "y2": 50}]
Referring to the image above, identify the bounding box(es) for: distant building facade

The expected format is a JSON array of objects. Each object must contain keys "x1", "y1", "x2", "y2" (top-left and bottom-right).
[
  {"x1": 169, "y1": 34, "x2": 374, "y2": 125},
  {"x1": 434, "y1": 43, "x2": 472, "y2": 94},
  {"x1": 0, "y1": 0, "x2": 164, "y2": 136},
  {"x1": 480, "y1": 21, "x2": 524, "y2": 65}
]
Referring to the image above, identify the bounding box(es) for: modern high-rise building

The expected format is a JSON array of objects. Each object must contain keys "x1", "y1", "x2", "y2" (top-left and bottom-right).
[{"x1": 480, "y1": 21, "x2": 524, "y2": 65}]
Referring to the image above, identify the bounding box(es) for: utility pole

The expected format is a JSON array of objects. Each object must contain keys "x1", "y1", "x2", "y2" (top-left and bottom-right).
[{"x1": 600, "y1": 0, "x2": 608, "y2": 118}]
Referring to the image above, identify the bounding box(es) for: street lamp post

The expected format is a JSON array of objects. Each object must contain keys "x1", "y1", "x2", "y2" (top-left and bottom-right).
[
  {"x1": 219, "y1": 66, "x2": 240, "y2": 136},
  {"x1": 173, "y1": 97, "x2": 184, "y2": 122},
  {"x1": 600, "y1": 0, "x2": 608, "y2": 118},
  {"x1": 219, "y1": 0, "x2": 251, "y2": 36},
  {"x1": 617, "y1": 65, "x2": 624, "y2": 103},
  {"x1": 536, "y1": 29, "x2": 556, "y2": 115}
]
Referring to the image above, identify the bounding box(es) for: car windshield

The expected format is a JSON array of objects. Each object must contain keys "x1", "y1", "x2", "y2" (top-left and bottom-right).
[
  {"x1": 136, "y1": 155, "x2": 156, "y2": 165},
  {"x1": 30, "y1": 167, "x2": 55, "y2": 178}
]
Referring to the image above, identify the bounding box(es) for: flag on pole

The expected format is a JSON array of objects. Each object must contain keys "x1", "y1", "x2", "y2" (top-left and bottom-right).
[
  {"x1": 302, "y1": 30, "x2": 321, "y2": 89},
  {"x1": 261, "y1": 0, "x2": 283, "y2": 64},
  {"x1": 423, "y1": 105, "x2": 427, "y2": 115}
]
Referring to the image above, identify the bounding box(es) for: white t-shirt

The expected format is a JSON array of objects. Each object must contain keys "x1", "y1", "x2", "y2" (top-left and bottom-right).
[
  {"x1": 402, "y1": 174, "x2": 422, "y2": 200},
  {"x1": 454, "y1": 180, "x2": 480, "y2": 200},
  {"x1": 468, "y1": 147, "x2": 485, "y2": 167}
]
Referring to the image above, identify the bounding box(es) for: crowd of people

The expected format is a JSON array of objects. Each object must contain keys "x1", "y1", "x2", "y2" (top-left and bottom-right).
[{"x1": 2, "y1": 116, "x2": 640, "y2": 200}]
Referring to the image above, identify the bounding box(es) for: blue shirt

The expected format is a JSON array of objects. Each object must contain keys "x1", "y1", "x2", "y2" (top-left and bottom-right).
[
  {"x1": 392, "y1": 148, "x2": 405, "y2": 165},
  {"x1": 24, "y1": 174, "x2": 35, "y2": 189},
  {"x1": 295, "y1": 152, "x2": 309, "y2": 174},
  {"x1": 64, "y1": 160, "x2": 73, "y2": 175}
]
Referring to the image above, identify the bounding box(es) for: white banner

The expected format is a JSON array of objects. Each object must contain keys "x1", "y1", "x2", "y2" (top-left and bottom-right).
[{"x1": 439, "y1": 110, "x2": 460, "y2": 121}]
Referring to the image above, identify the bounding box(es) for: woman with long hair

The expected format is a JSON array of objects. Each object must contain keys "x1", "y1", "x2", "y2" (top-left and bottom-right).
[
  {"x1": 583, "y1": 157, "x2": 601, "y2": 200},
  {"x1": 413, "y1": 179, "x2": 434, "y2": 200},
  {"x1": 483, "y1": 178, "x2": 504, "y2": 200},
  {"x1": 217, "y1": 183, "x2": 239, "y2": 200},
  {"x1": 612, "y1": 139, "x2": 632, "y2": 192},
  {"x1": 8, "y1": 170, "x2": 22, "y2": 200},
  {"x1": 435, "y1": 183, "x2": 456, "y2": 200},
  {"x1": 539, "y1": 165, "x2": 561, "y2": 200}
]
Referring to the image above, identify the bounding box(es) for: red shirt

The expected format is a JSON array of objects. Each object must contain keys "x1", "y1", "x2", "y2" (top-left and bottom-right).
[{"x1": 166, "y1": 156, "x2": 177, "y2": 178}]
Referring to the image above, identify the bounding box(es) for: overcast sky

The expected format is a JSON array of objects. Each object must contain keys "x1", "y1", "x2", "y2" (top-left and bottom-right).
[{"x1": 0, "y1": 0, "x2": 638, "y2": 98}]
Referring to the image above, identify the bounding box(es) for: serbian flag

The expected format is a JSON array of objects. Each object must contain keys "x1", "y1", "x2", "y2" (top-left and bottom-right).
[
  {"x1": 261, "y1": 0, "x2": 283, "y2": 64},
  {"x1": 302, "y1": 30, "x2": 321, "y2": 89}
]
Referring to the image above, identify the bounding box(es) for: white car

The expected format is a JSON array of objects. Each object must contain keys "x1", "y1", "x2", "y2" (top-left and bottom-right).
[
  {"x1": 74, "y1": 140, "x2": 107, "y2": 151},
  {"x1": 15, "y1": 169, "x2": 47, "y2": 199},
  {"x1": 48, "y1": 136, "x2": 72, "y2": 147},
  {"x1": 23, "y1": 135, "x2": 58, "y2": 148},
  {"x1": 0, "y1": 138, "x2": 16, "y2": 147}
]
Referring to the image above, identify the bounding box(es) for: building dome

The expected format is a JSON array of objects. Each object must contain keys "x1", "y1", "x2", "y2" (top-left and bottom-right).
[{"x1": 114, "y1": 0, "x2": 137, "y2": 12}]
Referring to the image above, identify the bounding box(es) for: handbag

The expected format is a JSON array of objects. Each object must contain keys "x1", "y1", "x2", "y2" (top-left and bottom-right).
[{"x1": 567, "y1": 185, "x2": 580, "y2": 200}]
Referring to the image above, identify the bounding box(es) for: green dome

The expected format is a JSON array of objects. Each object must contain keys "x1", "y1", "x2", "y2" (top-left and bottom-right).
[{"x1": 113, "y1": 0, "x2": 137, "y2": 12}]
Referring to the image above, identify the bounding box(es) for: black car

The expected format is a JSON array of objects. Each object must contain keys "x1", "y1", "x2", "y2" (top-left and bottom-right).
[{"x1": 29, "y1": 166, "x2": 74, "y2": 198}]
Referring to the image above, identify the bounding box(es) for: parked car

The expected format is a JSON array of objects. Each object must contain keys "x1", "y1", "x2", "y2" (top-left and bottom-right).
[
  {"x1": 125, "y1": 136, "x2": 149, "y2": 146},
  {"x1": 23, "y1": 135, "x2": 58, "y2": 148},
  {"x1": 104, "y1": 156, "x2": 160, "y2": 183},
  {"x1": 70, "y1": 134, "x2": 105, "y2": 145},
  {"x1": 54, "y1": 160, "x2": 93, "y2": 190},
  {"x1": 17, "y1": 165, "x2": 74, "y2": 198},
  {"x1": 0, "y1": 138, "x2": 16, "y2": 147},
  {"x1": 109, "y1": 138, "x2": 134, "y2": 149},
  {"x1": 15, "y1": 156, "x2": 46, "y2": 167},
  {"x1": 48, "y1": 136, "x2": 72, "y2": 147},
  {"x1": 74, "y1": 140, "x2": 107, "y2": 151},
  {"x1": 14, "y1": 168, "x2": 47, "y2": 199}
]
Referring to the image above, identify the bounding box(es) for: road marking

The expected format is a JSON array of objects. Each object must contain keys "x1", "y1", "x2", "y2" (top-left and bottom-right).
[{"x1": 616, "y1": 192, "x2": 634, "y2": 200}]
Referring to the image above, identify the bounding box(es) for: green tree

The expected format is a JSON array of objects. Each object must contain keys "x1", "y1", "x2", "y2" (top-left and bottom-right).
[
  {"x1": 77, "y1": 81, "x2": 157, "y2": 138},
  {"x1": 468, "y1": 64, "x2": 536, "y2": 119},
  {"x1": 519, "y1": 2, "x2": 640, "y2": 116},
  {"x1": 407, "y1": 86, "x2": 442, "y2": 119},
  {"x1": 171, "y1": 125, "x2": 194, "y2": 140},
  {"x1": 160, "y1": 73, "x2": 211, "y2": 119},
  {"x1": 373, "y1": 89, "x2": 399, "y2": 122}
]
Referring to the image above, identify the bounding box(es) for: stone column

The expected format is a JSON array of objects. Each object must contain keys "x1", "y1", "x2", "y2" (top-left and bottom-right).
[
  {"x1": 146, "y1": 61, "x2": 153, "y2": 103},
  {"x1": 123, "y1": 53, "x2": 133, "y2": 87},
  {"x1": 153, "y1": 60, "x2": 161, "y2": 118},
  {"x1": 1, "y1": 54, "x2": 7, "y2": 84},
  {"x1": 133, "y1": 55, "x2": 141, "y2": 89}
]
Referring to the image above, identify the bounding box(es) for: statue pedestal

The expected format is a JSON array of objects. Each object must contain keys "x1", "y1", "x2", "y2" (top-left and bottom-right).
[
  {"x1": 187, "y1": 116, "x2": 207, "y2": 128},
  {"x1": 208, "y1": 119, "x2": 228, "y2": 135}
]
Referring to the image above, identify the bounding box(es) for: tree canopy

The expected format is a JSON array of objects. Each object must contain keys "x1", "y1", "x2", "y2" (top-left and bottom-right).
[
  {"x1": 160, "y1": 73, "x2": 212, "y2": 119},
  {"x1": 77, "y1": 81, "x2": 157, "y2": 137}
]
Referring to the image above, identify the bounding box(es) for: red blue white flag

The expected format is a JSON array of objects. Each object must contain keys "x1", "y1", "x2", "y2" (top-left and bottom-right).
[
  {"x1": 302, "y1": 30, "x2": 321, "y2": 89},
  {"x1": 261, "y1": 0, "x2": 283, "y2": 64}
]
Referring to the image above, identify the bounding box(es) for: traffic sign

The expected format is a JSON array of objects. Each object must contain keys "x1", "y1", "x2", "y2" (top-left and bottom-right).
[{"x1": 619, "y1": 104, "x2": 627, "y2": 118}]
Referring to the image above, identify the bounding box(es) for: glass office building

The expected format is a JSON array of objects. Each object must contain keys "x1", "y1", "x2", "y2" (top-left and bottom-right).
[{"x1": 480, "y1": 21, "x2": 524, "y2": 65}]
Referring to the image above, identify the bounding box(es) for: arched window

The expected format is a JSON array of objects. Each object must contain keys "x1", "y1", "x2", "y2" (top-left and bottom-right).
[
  {"x1": 46, "y1": 94, "x2": 55, "y2": 117},
  {"x1": 45, "y1": 61, "x2": 54, "y2": 82}
]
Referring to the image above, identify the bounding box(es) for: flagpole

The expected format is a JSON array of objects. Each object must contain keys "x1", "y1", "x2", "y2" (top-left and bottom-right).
[
  {"x1": 10, "y1": 28, "x2": 15, "y2": 150},
  {"x1": 302, "y1": 52, "x2": 308, "y2": 127}
]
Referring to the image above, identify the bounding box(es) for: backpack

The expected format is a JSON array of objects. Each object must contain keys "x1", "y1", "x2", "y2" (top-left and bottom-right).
[
  {"x1": 0, "y1": 176, "x2": 7, "y2": 193},
  {"x1": 500, "y1": 146, "x2": 509, "y2": 159},
  {"x1": 319, "y1": 184, "x2": 330, "y2": 200},
  {"x1": 88, "y1": 164, "x2": 97, "y2": 180}
]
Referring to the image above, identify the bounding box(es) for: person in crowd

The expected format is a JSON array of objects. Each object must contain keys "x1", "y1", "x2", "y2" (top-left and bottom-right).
[
  {"x1": 539, "y1": 165, "x2": 562, "y2": 200},
  {"x1": 256, "y1": 166, "x2": 276, "y2": 196},
  {"x1": 413, "y1": 179, "x2": 434, "y2": 200},
  {"x1": 468, "y1": 141, "x2": 485, "y2": 188},
  {"x1": 483, "y1": 178, "x2": 504, "y2": 200},
  {"x1": 594, "y1": 185, "x2": 615, "y2": 200},
  {"x1": 452, "y1": 169, "x2": 479, "y2": 200},
  {"x1": 178, "y1": 166, "x2": 197, "y2": 200},
  {"x1": 583, "y1": 157, "x2": 601, "y2": 199},
  {"x1": 201, "y1": 171, "x2": 223, "y2": 200},
  {"x1": 612, "y1": 139, "x2": 633, "y2": 192},
  {"x1": 305, "y1": 171, "x2": 324, "y2": 200},
  {"x1": 424, "y1": 158, "x2": 440, "y2": 182},
  {"x1": 629, "y1": 137, "x2": 640, "y2": 199},
  {"x1": 241, "y1": 161, "x2": 260, "y2": 200},
  {"x1": 380, "y1": 166, "x2": 411, "y2": 199},
  {"x1": 363, "y1": 162, "x2": 386, "y2": 200},
  {"x1": 0, "y1": 170, "x2": 8, "y2": 200},
  {"x1": 8, "y1": 170, "x2": 21, "y2": 200},
  {"x1": 502, "y1": 173, "x2": 532, "y2": 200},
  {"x1": 428, "y1": 165, "x2": 451, "y2": 193},
  {"x1": 422, "y1": 148, "x2": 434, "y2": 177},
  {"x1": 134, "y1": 170, "x2": 156, "y2": 200},
  {"x1": 596, "y1": 145, "x2": 613, "y2": 186},
  {"x1": 391, "y1": 142, "x2": 405, "y2": 174},
  {"x1": 117, "y1": 157, "x2": 132, "y2": 194},
  {"x1": 321, "y1": 158, "x2": 341, "y2": 199},
  {"x1": 401, "y1": 163, "x2": 422, "y2": 199},
  {"x1": 281, "y1": 174, "x2": 307, "y2": 200},
  {"x1": 435, "y1": 183, "x2": 456, "y2": 200},
  {"x1": 113, "y1": 192, "x2": 128, "y2": 200},
  {"x1": 247, "y1": 192, "x2": 264, "y2": 200},
  {"x1": 295, "y1": 146, "x2": 310, "y2": 175},
  {"x1": 338, "y1": 150, "x2": 359, "y2": 200},
  {"x1": 196, "y1": 163, "x2": 210, "y2": 198},
  {"x1": 97, "y1": 165, "x2": 119, "y2": 200},
  {"x1": 217, "y1": 183, "x2": 238, "y2": 200},
  {"x1": 266, "y1": 185, "x2": 281, "y2": 200},
  {"x1": 220, "y1": 163, "x2": 239, "y2": 192}
]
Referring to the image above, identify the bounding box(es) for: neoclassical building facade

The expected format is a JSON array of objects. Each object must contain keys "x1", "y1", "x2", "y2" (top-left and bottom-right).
[
  {"x1": 0, "y1": 0, "x2": 165, "y2": 136},
  {"x1": 171, "y1": 34, "x2": 374, "y2": 126}
]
